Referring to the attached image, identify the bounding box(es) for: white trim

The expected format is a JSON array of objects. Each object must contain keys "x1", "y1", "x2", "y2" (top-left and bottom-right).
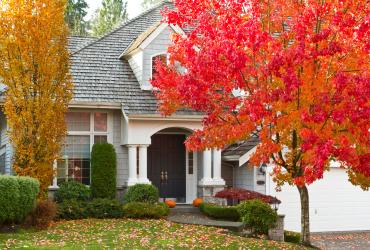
[
  {"x1": 69, "y1": 102, "x2": 121, "y2": 109},
  {"x1": 150, "y1": 52, "x2": 169, "y2": 82},
  {"x1": 127, "y1": 114, "x2": 204, "y2": 121},
  {"x1": 239, "y1": 146, "x2": 257, "y2": 167},
  {"x1": 140, "y1": 23, "x2": 186, "y2": 50},
  {"x1": 186, "y1": 150, "x2": 198, "y2": 203}
]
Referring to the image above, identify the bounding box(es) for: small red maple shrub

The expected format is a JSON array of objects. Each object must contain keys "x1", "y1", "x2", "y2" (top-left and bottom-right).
[{"x1": 215, "y1": 188, "x2": 281, "y2": 205}]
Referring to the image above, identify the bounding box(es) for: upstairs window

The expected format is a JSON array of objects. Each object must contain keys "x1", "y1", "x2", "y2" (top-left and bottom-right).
[{"x1": 151, "y1": 54, "x2": 167, "y2": 79}]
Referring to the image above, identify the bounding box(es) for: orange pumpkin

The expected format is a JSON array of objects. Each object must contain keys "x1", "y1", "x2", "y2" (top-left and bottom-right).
[
  {"x1": 165, "y1": 199, "x2": 176, "y2": 208},
  {"x1": 192, "y1": 198, "x2": 203, "y2": 207}
]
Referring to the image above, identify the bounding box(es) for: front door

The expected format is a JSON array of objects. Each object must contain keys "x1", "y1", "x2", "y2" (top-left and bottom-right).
[{"x1": 148, "y1": 134, "x2": 186, "y2": 202}]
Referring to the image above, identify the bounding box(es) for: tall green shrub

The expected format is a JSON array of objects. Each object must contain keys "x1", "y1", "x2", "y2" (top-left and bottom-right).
[
  {"x1": 91, "y1": 143, "x2": 117, "y2": 199},
  {"x1": 0, "y1": 175, "x2": 39, "y2": 224}
]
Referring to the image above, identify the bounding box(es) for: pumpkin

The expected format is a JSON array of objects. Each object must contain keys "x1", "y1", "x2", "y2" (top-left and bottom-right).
[
  {"x1": 165, "y1": 199, "x2": 176, "y2": 208},
  {"x1": 192, "y1": 198, "x2": 203, "y2": 207}
]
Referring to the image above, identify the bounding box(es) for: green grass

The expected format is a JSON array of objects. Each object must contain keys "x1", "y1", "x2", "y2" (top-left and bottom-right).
[{"x1": 0, "y1": 219, "x2": 308, "y2": 249}]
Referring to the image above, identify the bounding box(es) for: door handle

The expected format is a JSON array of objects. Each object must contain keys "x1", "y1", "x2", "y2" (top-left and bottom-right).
[
  {"x1": 165, "y1": 171, "x2": 168, "y2": 183},
  {"x1": 160, "y1": 171, "x2": 165, "y2": 183}
]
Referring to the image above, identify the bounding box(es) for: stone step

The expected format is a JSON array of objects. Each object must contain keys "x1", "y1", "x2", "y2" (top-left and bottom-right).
[{"x1": 169, "y1": 205, "x2": 201, "y2": 214}]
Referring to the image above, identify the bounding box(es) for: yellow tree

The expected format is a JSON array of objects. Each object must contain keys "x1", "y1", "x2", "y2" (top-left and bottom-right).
[{"x1": 0, "y1": 0, "x2": 73, "y2": 198}]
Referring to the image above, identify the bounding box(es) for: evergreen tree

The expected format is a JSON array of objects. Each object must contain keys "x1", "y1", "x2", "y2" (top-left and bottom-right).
[
  {"x1": 65, "y1": 0, "x2": 89, "y2": 36},
  {"x1": 92, "y1": 0, "x2": 128, "y2": 37}
]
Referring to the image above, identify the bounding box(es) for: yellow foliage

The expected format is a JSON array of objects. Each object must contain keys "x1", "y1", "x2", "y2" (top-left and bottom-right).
[{"x1": 0, "y1": 0, "x2": 72, "y2": 199}]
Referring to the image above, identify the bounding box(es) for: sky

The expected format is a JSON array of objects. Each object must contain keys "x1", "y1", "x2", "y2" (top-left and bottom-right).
[{"x1": 85, "y1": 0, "x2": 145, "y2": 20}]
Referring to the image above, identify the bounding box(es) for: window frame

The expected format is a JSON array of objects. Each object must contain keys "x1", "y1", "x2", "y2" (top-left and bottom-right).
[
  {"x1": 150, "y1": 52, "x2": 169, "y2": 80},
  {"x1": 57, "y1": 110, "x2": 114, "y2": 185}
]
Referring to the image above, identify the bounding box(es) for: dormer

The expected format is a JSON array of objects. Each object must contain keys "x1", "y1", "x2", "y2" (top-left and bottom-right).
[{"x1": 120, "y1": 22, "x2": 185, "y2": 90}]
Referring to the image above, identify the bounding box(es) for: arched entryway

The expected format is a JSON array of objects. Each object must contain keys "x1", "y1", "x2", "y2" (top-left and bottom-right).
[{"x1": 147, "y1": 128, "x2": 194, "y2": 203}]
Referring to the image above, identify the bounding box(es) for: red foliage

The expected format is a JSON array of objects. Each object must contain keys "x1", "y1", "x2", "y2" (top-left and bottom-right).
[{"x1": 215, "y1": 188, "x2": 281, "y2": 205}]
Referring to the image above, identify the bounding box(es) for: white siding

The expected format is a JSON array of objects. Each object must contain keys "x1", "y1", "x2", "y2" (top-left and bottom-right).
[
  {"x1": 128, "y1": 51, "x2": 143, "y2": 85},
  {"x1": 0, "y1": 112, "x2": 12, "y2": 175}
]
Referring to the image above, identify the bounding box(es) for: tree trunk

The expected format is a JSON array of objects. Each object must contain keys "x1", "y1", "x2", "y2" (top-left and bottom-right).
[{"x1": 297, "y1": 185, "x2": 311, "y2": 246}]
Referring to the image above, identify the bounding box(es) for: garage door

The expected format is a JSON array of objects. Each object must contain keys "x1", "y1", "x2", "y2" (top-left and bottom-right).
[{"x1": 266, "y1": 167, "x2": 370, "y2": 232}]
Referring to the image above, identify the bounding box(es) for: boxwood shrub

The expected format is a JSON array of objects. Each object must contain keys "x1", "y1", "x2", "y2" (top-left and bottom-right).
[
  {"x1": 124, "y1": 184, "x2": 159, "y2": 204},
  {"x1": 199, "y1": 203, "x2": 240, "y2": 221},
  {"x1": 284, "y1": 231, "x2": 301, "y2": 243},
  {"x1": 54, "y1": 180, "x2": 91, "y2": 203},
  {"x1": 123, "y1": 202, "x2": 169, "y2": 219},
  {"x1": 237, "y1": 199, "x2": 277, "y2": 235},
  {"x1": 0, "y1": 175, "x2": 39, "y2": 224},
  {"x1": 91, "y1": 143, "x2": 117, "y2": 199},
  {"x1": 57, "y1": 199, "x2": 124, "y2": 220}
]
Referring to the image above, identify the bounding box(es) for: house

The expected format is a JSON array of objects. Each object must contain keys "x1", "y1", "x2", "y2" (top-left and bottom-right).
[
  {"x1": 0, "y1": 2, "x2": 263, "y2": 205},
  {"x1": 0, "y1": 1, "x2": 369, "y2": 232}
]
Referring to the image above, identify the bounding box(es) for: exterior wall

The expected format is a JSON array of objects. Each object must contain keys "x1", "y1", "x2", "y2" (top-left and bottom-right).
[
  {"x1": 112, "y1": 110, "x2": 128, "y2": 187},
  {"x1": 233, "y1": 163, "x2": 255, "y2": 190},
  {"x1": 0, "y1": 111, "x2": 12, "y2": 175},
  {"x1": 128, "y1": 51, "x2": 143, "y2": 85},
  {"x1": 221, "y1": 161, "x2": 234, "y2": 187},
  {"x1": 142, "y1": 26, "x2": 173, "y2": 89}
]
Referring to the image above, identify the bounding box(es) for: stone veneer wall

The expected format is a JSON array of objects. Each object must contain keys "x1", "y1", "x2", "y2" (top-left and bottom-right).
[{"x1": 268, "y1": 215, "x2": 285, "y2": 241}]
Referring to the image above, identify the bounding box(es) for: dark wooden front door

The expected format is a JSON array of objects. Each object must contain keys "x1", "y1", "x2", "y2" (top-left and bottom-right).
[{"x1": 148, "y1": 134, "x2": 186, "y2": 201}]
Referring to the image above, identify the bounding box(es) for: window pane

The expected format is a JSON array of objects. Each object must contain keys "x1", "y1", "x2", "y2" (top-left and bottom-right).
[
  {"x1": 66, "y1": 112, "x2": 90, "y2": 131},
  {"x1": 94, "y1": 113, "x2": 107, "y2": 132},
  {"x1": 152, "y1": 54, "x2": 167, "y2": 77},
  {"x1": 94, "y1": 135, "x2": 107, "y2": 144},
  {"x1": 188, "y1": 151, "x2": 194, "y2": 174},
  {"x1": 58, "y1": 135, "x2": 91, "y2": 185}
]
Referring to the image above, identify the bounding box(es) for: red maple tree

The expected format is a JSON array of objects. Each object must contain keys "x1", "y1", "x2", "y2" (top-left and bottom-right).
[{"x1": 152, "y1": 0, "x2": 369, "y2": 245}]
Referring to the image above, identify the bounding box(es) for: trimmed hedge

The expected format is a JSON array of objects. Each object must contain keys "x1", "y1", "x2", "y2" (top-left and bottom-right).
[
  {"x1": 57, "y1": 199, "x2": 124, "y2": 220},
  {"x1": 237, "y1": 199, "x2": 277, "y2": 235},
  {"x1": 91, "y1": 143, "x2": 117, "y2": 199},
  {"x1": 0, "y1": 175, "x2": 39, "y2": 224},
  {"x1": 199, "y1": 203, "x2": 240, "y2": 221},
  {"x1": 123, "y1": 202, "x2": 169, "y2": 219},
  {"x1": 87, "y1": 199, "x2": 123, "y2": 219},
  {"x1": 284, "y1": 231, "x2": 301, "y2": 243},
  {"x1": 124, "y1": 184, "x2": 159, "y2": 204},
  {"x1": 54, "y1": 180, "x2": 91, "y2": 203}
]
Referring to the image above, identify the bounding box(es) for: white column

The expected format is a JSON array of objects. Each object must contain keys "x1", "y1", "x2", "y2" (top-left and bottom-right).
[
  {"x1": 50, "y1": 159, "x2": 59, "y2": 189},
  {"x1": 127, "y1": 145, "x2": 138, "y2": 186},
  {"x1": 138, "y1": 145, "x2": 151, "y2": 184},
  {"x1": 212, "y1": 149, "x2": 225, "y2": 185},
  {"x1": 199, "y1": 149, "x2": 213, "y2": 185}
]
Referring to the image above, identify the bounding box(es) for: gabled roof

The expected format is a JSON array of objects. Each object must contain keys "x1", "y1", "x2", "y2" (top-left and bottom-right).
[
  {"x1": 69, "y1": 1, "x2": 198, "y2": 115},
  {"x1": 222, "y1": 136, "x2": 260, "y2": 163}
]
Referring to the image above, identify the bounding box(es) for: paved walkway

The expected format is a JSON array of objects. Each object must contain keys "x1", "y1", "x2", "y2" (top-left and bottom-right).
[
  {"x1": 167, "y1": 212, "x2": 245, "y2": 232},
  {"x1": 311, "y1": 231, "x2": 370, "y2": 250}
]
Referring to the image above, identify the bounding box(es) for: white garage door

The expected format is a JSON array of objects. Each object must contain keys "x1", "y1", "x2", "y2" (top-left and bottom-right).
[{"x1": 266, "y1": 167, "x2": 370, "y2": 232}]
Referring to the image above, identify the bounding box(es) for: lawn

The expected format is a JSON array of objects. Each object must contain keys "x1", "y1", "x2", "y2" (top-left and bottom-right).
[{"x1": 0, "y1": 219, "x2": 308, "y2": 250}]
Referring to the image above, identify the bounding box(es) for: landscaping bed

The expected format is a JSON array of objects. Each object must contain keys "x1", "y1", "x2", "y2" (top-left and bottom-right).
[{"x1": 0, "y1": 219, "x2": 309, "y2": 249}]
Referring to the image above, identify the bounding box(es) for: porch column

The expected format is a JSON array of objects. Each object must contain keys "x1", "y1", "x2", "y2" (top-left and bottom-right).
[
  {"x1": 199, "y1": 149, "x2": 213, "y2": 185},
  {"x1": 212, "y1": 149, "x2": 225, "y2": 185},
  {"x1": 138, "y1": 145, "x2": 151, "y2": 184},
  {"x1": 127, "y1": 145, "x2": 138, "y2": 186}
]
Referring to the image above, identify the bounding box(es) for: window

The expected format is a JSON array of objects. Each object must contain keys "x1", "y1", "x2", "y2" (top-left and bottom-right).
[
  {"x1": 151, "y1": 54, "x2": 167, "y2": 78},
  {"x1": 57, "y1": 112, "x2": 110, "y2": 185},
  {"x1": 188, "y1": 151, "x2": 194, "y2": 175},
  {"x1": 0, "y1": 153, "x2": 5, "y2": 174}
]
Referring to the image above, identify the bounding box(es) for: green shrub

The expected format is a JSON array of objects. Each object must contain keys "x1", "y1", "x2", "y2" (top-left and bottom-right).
[
  {"x1": 54, "y1": 180, "x2": 90, "y2": 203},
  {"x1": 25, "y1": 200, "x2": 57, "y2": 230},
  {"x1": 123, "y1": 202, "x2": 169, "y2": 219},
  {"x1": 86, "y1": 199, "x2": 124, "y2": 219},
  {"x1": 91, "y1": 143, "x2": 117, "y2": 199},
  {"x1": 199, "y1": 203, "x2": 240, "y2": 221},
  {"x1": 0, "y1": 175, "x2": 39, "y2": 224},
  {"x1": 284, "y1": 231, "x2": 301, "y2": 243},
  {"x1": 124, "y1": 184, "x2": 159, "y2": 204},
  {"x1": 57, "y1": 200, "x2": 88, "y2": 220},
  {"x1": 237, "y1": 199, "x2": 277, "y2": 236}
]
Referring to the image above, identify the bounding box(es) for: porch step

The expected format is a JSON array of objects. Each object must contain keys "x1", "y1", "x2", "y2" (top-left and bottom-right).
[{"x1": 170, "y1": 205, "x2": 201, "y2": 214}]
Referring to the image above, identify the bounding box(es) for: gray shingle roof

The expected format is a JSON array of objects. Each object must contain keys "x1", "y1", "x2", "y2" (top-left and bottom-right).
[
  {"x1": 68, "y1": 36, "x2": 98, "y2": 53},
  {"x1": 70, "y1": 1, "x2": 198, "y2": 115},
  {"x1": 222, "y1": 136, "x2": 260, "y2": 159}
]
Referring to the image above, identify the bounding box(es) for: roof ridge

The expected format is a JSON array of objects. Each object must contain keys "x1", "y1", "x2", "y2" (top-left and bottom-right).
[{"x1": 71, "y1": 1, "x2": 171, "y2": 56}]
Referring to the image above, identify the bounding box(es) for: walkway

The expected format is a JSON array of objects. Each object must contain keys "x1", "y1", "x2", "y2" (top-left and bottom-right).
[{"x1": 311, "y1": 231, "x2": 370, "y2": 250}]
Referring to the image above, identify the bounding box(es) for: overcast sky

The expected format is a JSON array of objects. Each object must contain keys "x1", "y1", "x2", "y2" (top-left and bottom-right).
[{"x1": 85, "y1": 0, "x2": 145, "y2": 20}]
